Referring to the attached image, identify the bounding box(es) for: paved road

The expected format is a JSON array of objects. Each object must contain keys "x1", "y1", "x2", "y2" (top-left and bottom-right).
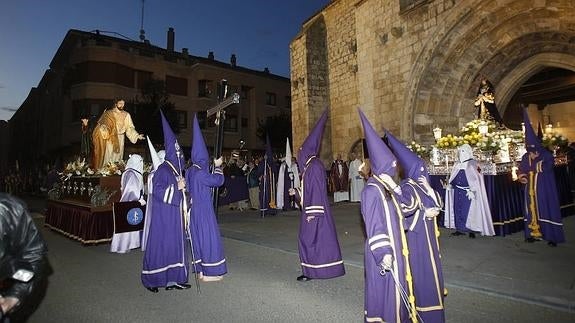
[{"x1": 23, "y1": 201, "x2": 575, "y2": 322}]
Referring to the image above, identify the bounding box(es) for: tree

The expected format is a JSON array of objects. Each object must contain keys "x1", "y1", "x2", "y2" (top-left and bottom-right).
[
  {"x1": 126, "y1": 79, "x2": 179, "y2": 145},
  {"x1": 256, "y1": 113, "x2": 292, "y2": 151}
]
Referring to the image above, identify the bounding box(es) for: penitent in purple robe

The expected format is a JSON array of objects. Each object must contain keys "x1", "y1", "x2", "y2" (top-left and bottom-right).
[
  {"x1": 362, "y1": 177, "x2": 411, "y2": 323},
  {"x1": 401, "y1": 180, "x2": 445, "y2": 323},
  {"x1": 141, "y1": 161, "x2": 189, "y2": 288},
  {"x1": 141, "y1": 111, "x2": 189, "y2": 289},
  {"x1": 294, "y1": 110, "x2": 344, "y2": 279},
  {"x1": 295, "y1": 156, "x2": 345, "y2": 279},
  {"x1": 359, "y1": 110, "x2": 416, "y2": 323},
  {"x1": 518, "y1": 150, "x2": 565, "y2": 244},
  {"x1": 186, "y1": 164, "x2": 227, "y2": 276},
  {"x1": 186, "y1": 113, "x2": 227, "y2": 277}
]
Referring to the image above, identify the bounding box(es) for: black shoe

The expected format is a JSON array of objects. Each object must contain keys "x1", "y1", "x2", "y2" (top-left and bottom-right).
[
  {"x1": 468, "y1": 232, "x2": 476, "y2": 239},
  {"x1": 165, "y1": 283, "x2": 192, "y2": 290},
  {"x1": 297, "y1": 275, "x2": 312, "y2": 282},
  {"x1": 548, "y1": 241, "x2": 557, "y2": 247},
  {"x1": 525, "y1": 237, "x2": 538, "y2": 243},
  {"x1": 146, "y1": 287, "x2": 159, "y2": 293},
  {"x1": 451, "y1": 231, "x2": 465, "y2": 236}
]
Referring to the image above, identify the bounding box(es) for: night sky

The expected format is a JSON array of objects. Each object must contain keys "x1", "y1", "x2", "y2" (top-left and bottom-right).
[{"x1": 0, "y1": 0, "x2": 330, "y2": 121}]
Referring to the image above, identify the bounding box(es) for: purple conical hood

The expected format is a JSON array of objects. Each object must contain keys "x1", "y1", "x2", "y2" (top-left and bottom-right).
[
  {"x1": 160, "y1": 110, "x2": 181, "y2": 165},
  {"x1": 358, "y1": 109, "x2": 397, "y2": 176},
  {"x1": 297, "y1": 110, "x2": 328, "y2": 173},
  {"x1": 191, "y1": 114, "x2": 209, "y2": 168},
  {"x1": 385, "y1": 130, "x2": 428, "y2": 181},
  {"x1": 523, "y1": 108, "x2": 543, "y2": 153}
]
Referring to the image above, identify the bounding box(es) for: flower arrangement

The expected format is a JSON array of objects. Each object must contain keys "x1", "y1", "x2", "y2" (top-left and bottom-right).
[
  {"x1": 476, "y1": 133, "x2": 501, "y2": 154},
  {"x1": 459, "y1": 119, "x2": 497, "y2": 137},
  {"x1": 436, "y1": 134, "x2": 461, "y2": 149},
  {"x1": 406, "y1": 141, "x2": 431, "y2": 159},
  {"x1": 542, "y1": 133, "x2": 569, "y2": 151},
  {"x1": 96, "y1": 160, "x2": 125, "y2": 177},
  {"x1": 60, "y1": 157, "x2": 94, "y2": 179}
]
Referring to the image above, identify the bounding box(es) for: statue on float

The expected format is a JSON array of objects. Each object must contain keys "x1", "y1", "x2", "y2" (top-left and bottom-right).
[
  {"x1": 91, "y1": 98, "x2": 145, "y2": 170},
  {"x1": 474, "y1": 78, "x2": 505, "y2": 127}
]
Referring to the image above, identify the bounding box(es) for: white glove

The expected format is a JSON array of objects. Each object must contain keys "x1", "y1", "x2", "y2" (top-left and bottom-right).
[
  {"x1": 177, "y1": 177, "x2": 186, "y2": 191},
  {"x1": 381, "y1": 254, "x2": 393, "y2": 271},
  {"x1": 288, "y1": 188, "x2": 296, "y2": 196},
  {"x1": 138, "y1": 198, "x2": 147, "y2": 206},
  {"x1": 214, "y1": 157, "x2": 223, "y2": 167},
  {"x1": 418, "y1": 176, "x2": 434, "y2": 193},
  {"x1": 466, "y1": 190, "x2": 475, "y2": 200},
  {"x1": 424, "y1": 207, "x2": 440, "y2": 219},
  {"x1": 379, "y1": 174, "x2": 400, "y2": 193}
]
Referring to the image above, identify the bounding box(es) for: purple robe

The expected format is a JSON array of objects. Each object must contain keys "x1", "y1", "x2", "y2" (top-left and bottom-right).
[
  {"x1": 400, "y1": 179, "x2": 445, "y2": 323},
  {"x1": 450, "y1": 170, "x2": 472, "y2": 232},
  {"x1": 186, "y1": 164, "x2": 227, "y2": 276},
  {"x1": 294, "y1": 156, "x2": 345, "y2": 279},
  {"x1": 518, "y1": 151, "x2": 565, "y2": 243},
  {"x1": 141, "y1": 161, "x2": 189, "y2": 288},
  {"x1": 361, "y1": 177, "x2": 415, "y2": 323}
]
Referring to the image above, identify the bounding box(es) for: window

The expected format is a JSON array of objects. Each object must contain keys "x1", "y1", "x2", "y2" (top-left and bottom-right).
[
  {"x1": 240, "y1": 86, "x2": 251, "y2": 99},
  {"x1": 135, "y1": 70, "x2": 153, "y2": 89},
  {"x1": 166, "y1": 75, "x2": 188, "y2": 96},
  {"x1": 399, "y1": 0, "x2": 428, "y2": 12},
  {"x1": 266, "y1": 92, "x2": 277, "y2": 106},
  {"x1": 176, "y1": 110, "x2": 188, "y2": 129},
  {"x1": 224, "y1": 115, "x2": 238, "y2": 132},
  {"x1": 198, "y1": 80, "x2": 213, "y2": 97}
]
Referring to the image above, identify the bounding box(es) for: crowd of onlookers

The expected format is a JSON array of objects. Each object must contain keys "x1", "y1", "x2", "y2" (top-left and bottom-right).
[{"x1": 0, "y1": 164, "x2": 59, "y2": 196}]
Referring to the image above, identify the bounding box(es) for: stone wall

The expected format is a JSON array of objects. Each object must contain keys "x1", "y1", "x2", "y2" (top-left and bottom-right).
[{"x1": 291, "y1": 0, "x2": 575, "y2": 162}]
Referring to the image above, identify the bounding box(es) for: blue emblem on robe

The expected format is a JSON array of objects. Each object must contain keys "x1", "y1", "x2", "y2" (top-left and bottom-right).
[{"x1": 127, "y1": 207, "x2": 144, "y2": 225}]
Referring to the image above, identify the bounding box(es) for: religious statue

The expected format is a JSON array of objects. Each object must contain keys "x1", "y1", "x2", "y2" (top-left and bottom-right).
[
  {"x1": 474, "y1": 78, "x2": 504, "y2": 126},
  {"x1": 91, "y1": 99, "x2": 145, "y2": 170}
]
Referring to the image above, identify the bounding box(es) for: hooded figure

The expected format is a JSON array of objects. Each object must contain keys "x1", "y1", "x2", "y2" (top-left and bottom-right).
[
  {"x1": 141, "y1": 136, "x2": 164, "y2": 251},
  {"x1": 185, "y1": 114, "x2": 227, "y2": 281},
  {"x1": 141, "y1": 111, "x2": 191, "y2": 292},
  {"x1": 444, "y1": 144, "x2": 495, "y2": 237},
  {"x1": 385, "y1": 131, "x2": 445, "y2": 323},
  {"x1": 517, "y1": 109, "x2": 564, "y2": 246},
  {"x1": 277, "y1": 138, "x2": 300, "y2": 210},
  {"x1": 110, "y1": 153, "x2": 146, "y2": 253},
  {"x1": 358, "y1": 109, "x2": 417, "y2": 323},
  {"x1": 256, "y1": 134, "x2": 278, "y2": 217},
  {"x1": 290, "y1": 110, "x2": 345, "y2": 282}
]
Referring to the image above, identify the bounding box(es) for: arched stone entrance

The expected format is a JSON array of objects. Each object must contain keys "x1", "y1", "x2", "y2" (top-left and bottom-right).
[{"x1": 404, "y1": 0, "x2": 575, "y2": 143}]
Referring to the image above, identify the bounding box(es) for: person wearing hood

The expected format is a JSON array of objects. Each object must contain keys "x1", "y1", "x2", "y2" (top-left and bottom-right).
[
  {"x1": 348, "y1": 152, "x2": 364, "y2": 202},
  {"x1": 444, "y1": 144, "x2": 495, "y2": 238},
  {"x1": 277, "y1": 138, "x2": 300, "y2": 211},
  {"x1": 141, "y1": 136, "x2": 165, "y2": 252},
  {"x1": 385, "y1": 130, "x2": 445, "y2": 323},
  {"x1": 257, "y1": 135, "x2": 278, "y2": 217},
  {"x1": 358, "y1": 109, "x2": 417, "y2": 323},
  {"x1": 141, "y1": 112, "x2": 191, "y2": 293},
  {"x1": 110, "y1": 153, "x2": 146, "y2": 253},
  {"x1": 329, "y1": 153, "x2": 350, "y2": 203},
  {"x1": 288, "y1": 110, "x2": 345, "y2": 282},
  {"x1": 516, "y1": 109, "x2": 565, "y2": 247},
  {"x1": 185, "y1": 114, "x2": 227, "y2": 282}
]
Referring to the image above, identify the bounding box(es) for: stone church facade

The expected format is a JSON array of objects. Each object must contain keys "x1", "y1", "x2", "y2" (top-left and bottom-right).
[{"x1": 290, "y1": 0, "x2": 575, "y2": 162}]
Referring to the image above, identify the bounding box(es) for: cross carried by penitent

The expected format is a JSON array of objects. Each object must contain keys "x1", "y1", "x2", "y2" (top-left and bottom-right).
[{"x1": 206, "y1": 79, "x2": 240, "y2": 211}]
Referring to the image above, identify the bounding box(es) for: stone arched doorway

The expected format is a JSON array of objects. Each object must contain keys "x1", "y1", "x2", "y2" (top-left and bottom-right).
[{"x1": 404, "y1": 0, "x2": 575, "y2": 143}]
